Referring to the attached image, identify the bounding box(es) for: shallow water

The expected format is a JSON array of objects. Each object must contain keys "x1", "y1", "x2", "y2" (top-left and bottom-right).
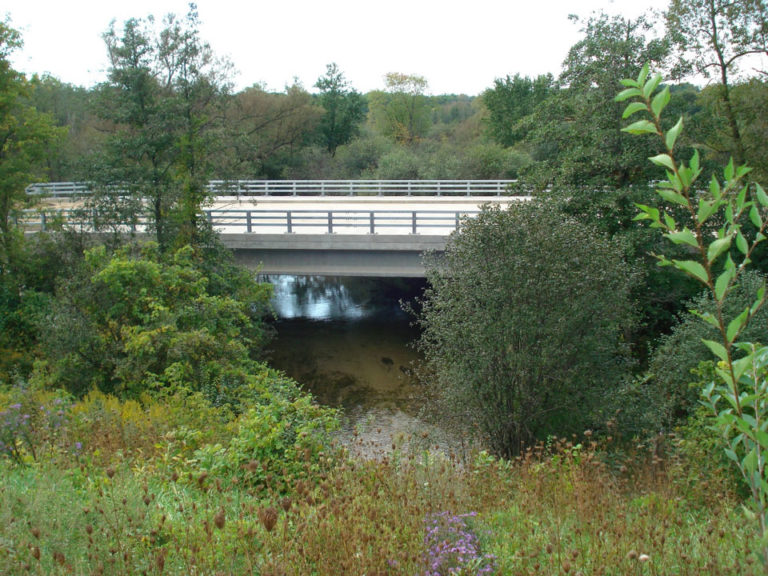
[{"x1": 265, "y1": 275, "x2": 445, "y2": 454}]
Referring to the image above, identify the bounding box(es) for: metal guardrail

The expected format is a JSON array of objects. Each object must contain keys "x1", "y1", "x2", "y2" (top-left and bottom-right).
[
  {"x1": 16, "y1": 208, "x2": 481, "y2": 235},
  {"x1": 26, "y1": 180, "x2": 518, "y2": 198}
]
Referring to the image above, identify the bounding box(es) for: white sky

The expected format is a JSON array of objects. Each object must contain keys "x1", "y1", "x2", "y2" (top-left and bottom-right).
[{"x1": 6, "y1": 0, "x2": 671, "y2": 96}]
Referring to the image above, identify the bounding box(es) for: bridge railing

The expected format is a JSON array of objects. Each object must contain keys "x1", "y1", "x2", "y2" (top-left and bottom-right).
[
  {"x1": 26, "y1": 180, "x2": 518, "y2": 198},
  {"x1": 16, "y1": 208, "x2": 481, "y2": 235},
  {"x1": 204, "y1": 209, "x2": 481, "y2": 234}
]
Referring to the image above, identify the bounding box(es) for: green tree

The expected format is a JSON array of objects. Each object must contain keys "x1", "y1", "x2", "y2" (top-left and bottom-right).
[
  {"x1": 222, "y1": 83, "x2": 322, "y2": 178},
  {"x1": 666, "y1": 0, "x2": 768, "y2": 165},
  {"x1": 521, "y1": 12, "x2": 669, "y2": 187},
  {"x1": 0, "y1": 20, "x2": 62, "y2": 272},
  {"x1": 93, "y1": 5, "x2": 229, "y2": 249},
  {"x1": 314, "y1": 63, "x2": 365, "y2": 156},
  {"x1": 38, "y1": 242, "x2": 272, "y2": 400},
  {"x1": 369, "y1": 73, "x2": 431, "y2": 145},
  {"x1": 415, "y1": 202, "x2": 634, "y2": 457},
  {"x1": 482, "y1": 73, "x2": 554, "y2": 147}
]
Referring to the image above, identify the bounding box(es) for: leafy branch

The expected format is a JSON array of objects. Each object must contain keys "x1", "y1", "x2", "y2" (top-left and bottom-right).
[{"x1": 618, "y1": 63, "x2": 768, "y2": 566}]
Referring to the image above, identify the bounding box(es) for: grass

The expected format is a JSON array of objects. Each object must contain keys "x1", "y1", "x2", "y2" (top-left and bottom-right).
[{"x1": 0, "y1": 390, "x2": 760, "y2": 575}]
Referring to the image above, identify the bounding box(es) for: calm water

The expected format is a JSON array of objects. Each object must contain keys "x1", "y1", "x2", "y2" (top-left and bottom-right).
[{"x1": 265, "y1": 275, "x2": 445, "y2": 454}]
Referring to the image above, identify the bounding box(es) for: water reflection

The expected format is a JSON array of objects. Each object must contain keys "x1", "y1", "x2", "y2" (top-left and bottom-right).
[
  {"x1": 264, "y1": 275, "x2": 420, "y2": 322},
  {"x1": 265, "y1": 275, "x2": 438, "y2": 455}
]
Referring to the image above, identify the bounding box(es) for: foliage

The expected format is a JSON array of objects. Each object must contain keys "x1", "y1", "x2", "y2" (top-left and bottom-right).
[
  {"x1": 482, "y1": 73, "x2": 553, "y2": 147},
  {"x1": 368, "y1": 72, "x2": 431, "y2": 145},
  {"x1": 91, "y1": 6, "x2": 229, "y2": 249},
  {"x1": 666, "y1": 0, "x2": 767, "y2": 165},
  {"x1": 0, "y1": 426, "x2": 756, "y2": 575},
  {"x1": 222, "y1": 83, "x2": 322, "y2": 179},
  {"x1": 314, "y1": 63, "x2": 366, "y2": 156},
  {"x1": 0, "y1": 20, "x2": 63, "y2": 269},
  {"x1": 619, "y1": 62, "x2": 768, "y2": 565},
  {"x1": 520, "y1": 11, "x2": 669, "y2": 188},
  {"x1": 649, "y1": 271, "x2": 768, "y2": 425},
  {"x1": 225, "y1": 369, "x2": 339, "y2": 487},
  {"x1": 37, "y1": 242, "x2": 272, "y2": 400},
  {"x1": 415, "y1": 201, "x2": 634, "y2": 457}
]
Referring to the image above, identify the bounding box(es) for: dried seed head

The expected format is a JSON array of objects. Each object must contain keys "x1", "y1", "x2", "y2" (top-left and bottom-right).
[
  {"x1": 30, "y1": 546, "x2": 40, "y2": 561},
  {"x1": 106, "y1": 467, "x2": 115, "y2": 479},
  {"x1": 258, "y1": 506, "x2": 278, "y2": 533},
  {"x1": 214, "y1": 508, "x2": 226, "y2": 530}
]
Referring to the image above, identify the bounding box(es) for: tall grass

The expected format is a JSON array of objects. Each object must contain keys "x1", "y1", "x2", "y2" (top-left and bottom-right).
[{"x1": 0, "y1": 389, "x2": 757, "y2": 575}]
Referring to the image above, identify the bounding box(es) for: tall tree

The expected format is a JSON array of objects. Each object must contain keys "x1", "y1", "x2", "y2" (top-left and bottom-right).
[
  {"x1": 666, "y1": 0, "x2": 768, "y2": 164},
  {"x1": 521, "y1": 11, "x2": 669, "y2": 187},
  {"x1": 94, "y1": 5, "x2": 229, "y2": 249},
  {"x1": 482, "y1": 73, "x2": 554, "y2": 147},
  {"x1": 0, "y1": 20, "x2": 61, "y2": 273},
  {"x1": 314, "y1": 63, "x2": 365, "y2": 156},
  {"x1": 369, "y1": 73, "x2": 430, "y2": 145}
]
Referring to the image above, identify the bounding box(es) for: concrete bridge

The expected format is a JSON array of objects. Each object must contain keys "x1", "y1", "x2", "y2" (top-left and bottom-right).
[{"x1": 23, "y1": 180, "x2": 527, "y2": 277}]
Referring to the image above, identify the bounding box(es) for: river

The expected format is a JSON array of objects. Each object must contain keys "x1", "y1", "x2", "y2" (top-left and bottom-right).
[{"x1": 264, "y1": 275, "x2": 447, "y2": 455}]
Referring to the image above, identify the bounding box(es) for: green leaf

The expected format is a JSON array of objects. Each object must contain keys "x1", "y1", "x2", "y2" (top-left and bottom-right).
[
  {"x1": 725, "y1": 158, "x2": 735, "y2": 182},
  {"x1": 665, "y1": 117, "x2": 683, "y2": 151},
  {"x1": 698, "y1": 199, "x2": 720, "y2": 224},
  {"x1": 690, "y1": 150, "x2": 700, "y2": 174},
  {"x1": 750, "y1": 205, "x2": 762, "y2": 229},
  {"x1": 756, "y1": 183, "x2": 768, "y2": 208},
  {"x1": 622, "y1": 120, "x2": 657, "y2": 135},
  {"x1": 619, "y1": 78, "x2": 640, "y2": 88},
  {"x1": 634, "y1": 204, "x2": 660, "y2": 224},
  {"x1": 642, "y1": 73, "x2": 662, "y2": 100},
  {"x1": 637, "y1": 63, "x2": 650, "y2": 86},
  {"x1": 672, "y1": 259, "x2": 709, "y2": 284},
  {"x1": 727, "y1": 308, "x2": 750, "y2": 343},
  {"x1": 649, "y1": 154, "x2": 676, "y2": 171},
  {"x1": 736, "y1": 185, "x2": 749, "y2": 213},
  {"x1": 703, "y1": 339, "x2": 728, "y2": 361},
  {"x1": 724, "y1": 448, "x2": 740, "y2": 463},
  {"x1": 651, "y1": 86, "x2": 670, "y2": 119},
  {"x1": 657, "y1": 188, "x2": 689, "y2": 207},
  {"x1": 694, "y1": 310, "x2": 721, "y2": 329},
  {"x1": 621, "y1": 101, "x2": 647, "y2": 117},
  {"x1": 665, "y1": 228, "x2": 698, "y2": 247},
  {"x1": 736, "y1": 231, "x2": 749, "y2": 255},
  {"x1": 710, "y1": 176, "x2": 722, "y2": 200},
  {"x1": 715, "y1": 267, "x2": 734, "y2": 300},
  {"x1": 616, "y1": 88, "x2": 642, "y2": 102},
  {"x1": 707, "y1": 237, "x2": 732, "y2": 263},
  {"x1": 663, "y1": 212, "x2": 676, "y2": 230}
]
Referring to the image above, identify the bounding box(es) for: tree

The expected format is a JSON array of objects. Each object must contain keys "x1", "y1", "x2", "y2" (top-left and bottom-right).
[
  {"x1": 222, "y1": 83, "x2": 322, "y2": 178},
  {"x1": 39, "y1": 242, "x2": 273, "y2": 400},
  {"x1": 666, "y1": 0, "x2": 768, "y2": 165},
  {"x1": 93, "y1": 5, "x2": 229, "y2": 249},
  {"x1": 415, "y1": 202, "x2": 634, "y2": 457},
  {"x1": 521, "y1": 11, "x2": 669, "y2": 187},
  {"x1": 314, "y1": 63, "x2": 365, "y2": 156},
  {"x1": 482, "y1": 73, "x2": 553, "y2": 147},
  {"x1": 369, "y1": 73, "x2": 431, "y2": 145},
  {"x1": 0, "y1": 20, "x2": 62, "y2": 272}
]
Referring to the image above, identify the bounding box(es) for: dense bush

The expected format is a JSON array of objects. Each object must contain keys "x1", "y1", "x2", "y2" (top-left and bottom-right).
[{"x1": 415, "y1": 201, "x2": 635, "y2": 457}]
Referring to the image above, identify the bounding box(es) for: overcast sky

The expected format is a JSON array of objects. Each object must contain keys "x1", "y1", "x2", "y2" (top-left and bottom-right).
[{"x1": 6, "y1": 0, "x2": 671, "y2": 95}]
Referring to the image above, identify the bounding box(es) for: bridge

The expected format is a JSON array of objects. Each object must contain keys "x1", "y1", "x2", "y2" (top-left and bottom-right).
[{"x1": 22, "y1": 180, "x2": 527, "y2": 277}]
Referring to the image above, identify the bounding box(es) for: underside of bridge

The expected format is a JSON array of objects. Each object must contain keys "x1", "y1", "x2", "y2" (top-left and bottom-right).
[{"x1": 221, "y1": 233, "x2": 446, "y2": 277}]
